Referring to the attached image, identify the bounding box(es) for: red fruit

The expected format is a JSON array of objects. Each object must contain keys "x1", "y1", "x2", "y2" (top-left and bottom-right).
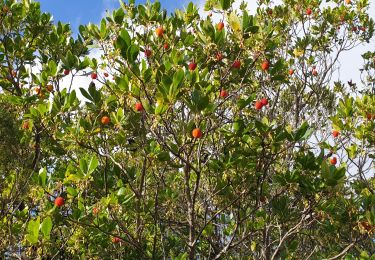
[
  {"x1": 289, "y1": 69, "x2": 294, "y2": 75},
  {"x1": 330, "y1": 157, "x2": 337, "y2": 165},
  {"x1": 217, "y1": 21, "x2": 224, "y2": 31},
  {"x1": 135, "y1": 102, "x2": 144, "y2": 112},
  {"x1": 352, "y1": 26, "x2": 358, "y2": 32},
  {"x1": 22, "y1": 121, "x2": 29, "y2": 130},
  {"x1": 360, "y1": 26, "x2": 366, "y2": 32},
  {"x1": 261, "y1": 60, "x2": 270, "y2": 71},
  {"x1": 55, "y1": 197, "x2": 64, "y2": 207},
  {"x1": 192, "y1": 128, "x2": 202, "y2": 139},
  {"x1": 112, "y1": 237, "x2": 121, "y2": 243},
  {"x1": 366, "y1": 113, "x2": 373, "y2": 120},
  {"x1": 155, "y1": 26, "x2": 164, "y2": 37},
  {"x1": 46, "y1": 84, "x2": 53, "y2": 92},
  {"x1": 255, "y1": 101, "x2": 263, "y2": 110},
  {"x1": 101, "y1": 116, "x2": 110, "y2": 125},
  {"x1": 63, "y1": 69, "x2": 70, "y2": 75},
  {"x1": 332, "y1": 130, "x2": 339, "y2": 138},
  {"x1": 232, "y1": 60, "x2": 241, "y2": 69},
  {"x1": 306, "y1": 8, "x2": 312, "y2": 16},
  {"x1": 260, "y1": 98, "x2": 268, "y2": 106},
  {"x1": 216, "y1": 52, "x2": 223, "y2": 61},
  {"x1": 104, "y1": 72, "x2": 109, "y2": 77},
  {"x1": 360, "y1": 221, "x2": 373, "y2": 232},
  {"x1": 312, "y1": 69, "x2": 318, "y2": 76},
  {"x1": 267, "y1": 8, "x2": 273, "y2": 15},
  {"x1": 189, "y1": 62, "x2": 197, "y2": 71},
  {"x1": 93, "y1": 207, "x2": 99, "y2": 215},
  {"x1": 91, "y1": 72, "x2": 97, "y2": 80},
  {"x1": 163, "y1": 43, "x2": 169, "y2": 50},
  {"x1": 144, "y1": 49, "x2": 152, "y2": 57},
  {"x1": 220, "y1": 90, "x2": 229, "y2": 98}
]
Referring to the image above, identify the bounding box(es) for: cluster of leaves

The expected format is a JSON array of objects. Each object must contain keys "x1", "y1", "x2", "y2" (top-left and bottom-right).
[{"x1": 0, "y1": 0, "x2": 374, "y2": 259}]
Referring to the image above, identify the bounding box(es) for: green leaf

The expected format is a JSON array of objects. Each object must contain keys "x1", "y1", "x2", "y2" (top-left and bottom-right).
[
  {"x1": 113, "y1": 8, "x2": 125, "y2": 24},
  {"x1": 26, "y1": 217, "x2": 40, "y2": 244},
  {"x1": 220, "y1": 0, "x2": 231, "y2": 10},
  {"x1": 334, "y1": 167, "x2": 346, "y2": 181},
  {"x1": 233, "y1": 119, "x2": 245, "y2": 133},
  {"x1": 25, "y1": 234, "x2": 38, "y2": 245},
  {"x1": 237, "y1": 95, "x2": 255, "y2": 109},
  {"x1": 301, "y1": 128, "x2": 314, "y2": 140},
  {"x1": 117, "y1": 187, "x2": 126, "y2": 196},
  {"x1": 321, "y1": 160, "x2": 343, "y2": 186},
  {"x1": 228, "y1": 11, "x2": 241, "y2": 32},
  {"x1": 202, "y1": 19, "x2": 215, "y2": 40},
  {"x1": 173, "y1": 69, "x2": 184, "y2": 87},
  {"x1": 87, "y1": 155, "x2": 98, "y2": 175},
  {"x1": 157, "y1": 151, "x2": 170, "y2": 161},
  {"x1": 294, "y1": 122, "x2": 309, "y2": 141},
  {"x1": 100, "y1": 19, "x2": 107, "y2": 39},
  {"x1": 48, "y1": 60, "x2": 57, "y2": 76},
  {"x1": 64, "y1": 50, "x2": 78, "y2": 68},
  {"x1": 88, "y1": 83, "x2": 101, "y2": 104},
  {"x1": 242, "y1": 10, "x2": 249, "y2": 33},
  {"x1": 38, "y1": 167, "x2": 47, "y2": 187},
  {"x1": 79, "y1": 156, "x2": 98, "y2": 176},
  {"x1": 321, "y1": 160, "x2": 330, "y2": 180},
  {"x1": 155, "y1": 103, "x2": 168, "y2": 115},
  {"x1": 115, "y1": 28, "x2": 131, "y2": 56},
  {"x1": 119, "y1": 28, "x2": 131, "y2": 47},
  {"x1": 79, "y1": 158, "x2": 88, "y2": 175},
  {"x1": 127, "y1": 44, "x2": 139, "y2": 63},
  {"x1": 68, "y1": 90, "x2": 77, "y2": 106},
  {"x1": 40, "y1": 217, "x2": 52, "y2": 240},
  {"x1": 67, "y1": 187, "x2": 78, "y2": 197},
  {"x1": 116, "y1": 76, "x2": 129, "y2": 91},
  {"x1": 80, "y1": 88, "x2": 94, "y2": 103},
  {"x1": 169, "y1": 70, "x2": 183, "y2": 100},
  {"x1": 78, "y1": 56, "x2": 90, "y2": 70},
  {"x1": 184, "y1": 35, "x2": 195, "y2": 46},
  {"x1": 192, "y1": 89, "x2": 209, "y2": 111}
]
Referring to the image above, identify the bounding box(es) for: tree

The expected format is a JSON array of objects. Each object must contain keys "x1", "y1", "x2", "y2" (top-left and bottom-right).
[
  {"x1": 0, "y1": 0, "x2": 89, "y2": 257},
  {"x1": 0, "y1": 0, "x2": 374, "y2": 259}
]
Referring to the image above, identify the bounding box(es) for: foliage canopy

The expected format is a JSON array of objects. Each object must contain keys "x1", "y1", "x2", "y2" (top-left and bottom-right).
[{"x1": 0, "y1": 0, "x2": 374, "y2": 259}]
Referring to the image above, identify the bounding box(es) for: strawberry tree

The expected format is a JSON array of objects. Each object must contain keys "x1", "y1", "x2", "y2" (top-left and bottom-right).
[
  {"x1": 0, "y1": 0, "x2": 89, "y2": 257},
  {"x1": 0, "y1": 0, "x2": 374, "y2": 259}
]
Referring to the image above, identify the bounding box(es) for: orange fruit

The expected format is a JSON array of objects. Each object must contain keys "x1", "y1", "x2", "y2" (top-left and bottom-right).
[
  {"x1": 55, "y1": 197, "x2": 64, "y2": 207},
  {"x1": 155, "y1": 26, "x2": 164, "y2": 37},
  {"x1": 101, "y1": 116, "x2": 110, "y2": 125},
  {"x1": 192, "y1": 128, "x2": 202, "y2": 139}
]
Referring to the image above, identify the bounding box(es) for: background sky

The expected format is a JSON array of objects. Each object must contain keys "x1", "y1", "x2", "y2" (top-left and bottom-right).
[
  {"x1": 36, "y1": 0, "x2": 374, "y2": 86},
  {"x1": 36, "y1": 0, "x2": 189, "y2": 30}
]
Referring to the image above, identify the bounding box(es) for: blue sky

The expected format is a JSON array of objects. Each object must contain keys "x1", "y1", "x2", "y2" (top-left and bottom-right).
[{"x1": 36, "y1": 0, "x2": 190, "y2": 32}]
